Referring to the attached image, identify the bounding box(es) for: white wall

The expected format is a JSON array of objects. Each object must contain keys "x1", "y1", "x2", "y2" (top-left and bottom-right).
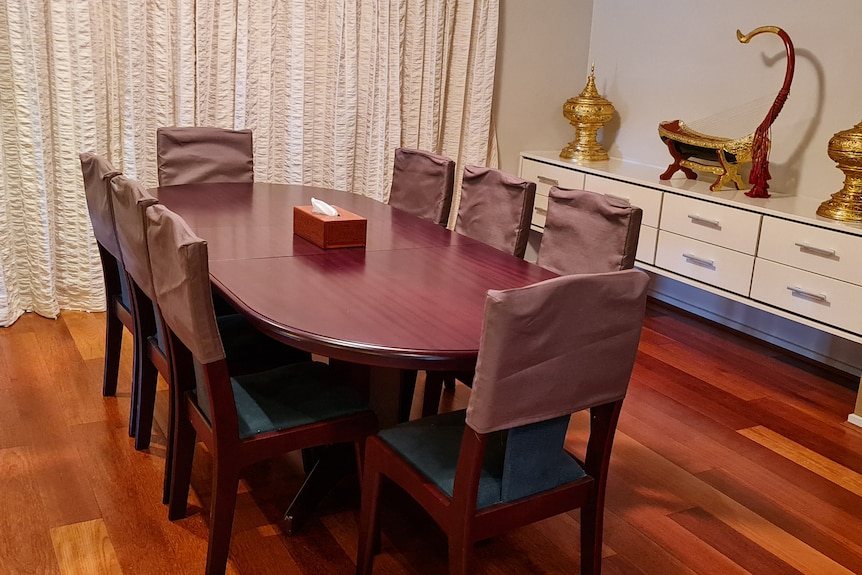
[
  {"x1": 493, "y1": 0, "x2": 593, "y2": 174},
  {"x1": 588, "y1": 0, "x2": 862, "y2": 200}
]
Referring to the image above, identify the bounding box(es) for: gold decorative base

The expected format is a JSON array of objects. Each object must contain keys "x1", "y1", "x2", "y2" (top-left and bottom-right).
[
  {"x1": 560, "y1": 125, "x2": 609, "y2": 162},
  {"x1": 817, "y1": 168, "x2": 862, "y2": 221},
  {"x1": 817, "y1": 120, "x2": 862, "y2": 222}
]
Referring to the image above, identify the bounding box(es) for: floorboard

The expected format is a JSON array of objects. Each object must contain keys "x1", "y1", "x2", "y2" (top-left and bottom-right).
[{"x1": 0, "y1": 303, "x2": 860, "y2": 574}]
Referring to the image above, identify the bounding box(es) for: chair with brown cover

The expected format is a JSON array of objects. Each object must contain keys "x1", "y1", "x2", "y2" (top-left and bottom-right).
[
  {"x1": 110, "y1": 176, "x2": 310, "y2": 493},
  {"x1": 537, "y1": 186, "x2": 643, "y2": 275},
  {"x1": 145, "y1": 203, "x2": 378, "y2": 575},
  {"x1": 454, "y1": 165, "x2": 536, "y2": 259},
  {"x1": 388, "y1": 148, "x2": 456, "y2": 226},
  {"x1": 418, "y1": 165, "x2": 538, "y2": 414},
  {"x1": 422, "y1": 185, "x2": 644, "y2": 418},
  {"x1": 357, "y1": 269, "x2": 650, "y2": 575},
  {"x1": 156, "y1": 126, "x2": 254, "y2": 186},
  {"x1": 79, "y1": 154, "x2": 137, "y2": 416}
]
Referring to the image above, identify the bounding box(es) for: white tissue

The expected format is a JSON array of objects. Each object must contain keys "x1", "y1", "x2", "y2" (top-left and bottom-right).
[{"x1": 311, "y1": 197, "x2": 339, "y2": 217}]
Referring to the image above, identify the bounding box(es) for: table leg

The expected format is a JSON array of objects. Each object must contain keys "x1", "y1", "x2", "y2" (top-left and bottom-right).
[
  {"x1": 283, "y1": 362, "x2": 416, "y2": 535},
  {"x1": 284, "y1": 443, "x2": 356, "y2": 535}
]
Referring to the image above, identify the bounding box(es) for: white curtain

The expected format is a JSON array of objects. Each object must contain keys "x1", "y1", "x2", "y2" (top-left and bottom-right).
[{"x1": 0, "y1": 0, "x2": 499, "y2": 326}]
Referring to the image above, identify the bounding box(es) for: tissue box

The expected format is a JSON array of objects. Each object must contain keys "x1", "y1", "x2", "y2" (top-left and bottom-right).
[{"x1": 293, "y1": 205, "x2": 367, "y2": 249}]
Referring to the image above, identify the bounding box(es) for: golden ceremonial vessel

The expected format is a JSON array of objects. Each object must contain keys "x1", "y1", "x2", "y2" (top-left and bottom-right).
[
  {"x1": 658, "y1": 26, "x2": 795, "y2": 197},
  {"x1": 561, "y1": 64, "x2": 615, "y2": 162},
  {"x1": 817, "y1": 120, "x2": 862, "y2": 222}
]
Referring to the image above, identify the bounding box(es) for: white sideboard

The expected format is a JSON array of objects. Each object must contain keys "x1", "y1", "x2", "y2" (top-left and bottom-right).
[{"x1": 520, "y1": 150, "x2": 862, "y2": 426}]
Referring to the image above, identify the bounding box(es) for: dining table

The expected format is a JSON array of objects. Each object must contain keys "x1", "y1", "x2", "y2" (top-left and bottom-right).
[{"x1": 152, "y1": 181, "x2": 557, "y2": 531}]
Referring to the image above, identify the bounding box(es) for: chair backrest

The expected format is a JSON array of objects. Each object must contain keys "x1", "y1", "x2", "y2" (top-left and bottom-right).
[
  {"x1": 537, "y1": 187, "x2": 643, "y2": 275},
  {"x1": 156, "y1": 127, "x2": 254, "y2": 187},
  {"x1": 110, "y1": 175, "x2": 159, "y2": 300},
  {"x1": 388, "y1": 148, "x2": 456, "y2": 226},
  {"x1": 80, "y1": 153, "x2": 122, "y2": 258},
  {"x1": 144, "y1": 203, "x2": 225, "y2": 365},
  {"x1": 455, "y1": 165, "x2": 536, "y2": 258},
  {"x1": 466, "y1": 269, "x2": 650, "y2": 434}
]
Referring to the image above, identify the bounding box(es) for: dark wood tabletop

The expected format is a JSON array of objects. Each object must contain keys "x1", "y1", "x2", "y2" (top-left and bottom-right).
[{"x1": 154, "y1": 182, "x2": 556, "y2": 371}]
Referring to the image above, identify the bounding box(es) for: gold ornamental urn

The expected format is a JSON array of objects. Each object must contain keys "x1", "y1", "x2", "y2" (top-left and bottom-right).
[
  {"x1": 561, "y1": 64, "x2": 615, "y2": 162},
  {"x1": 817, "y1": 120, "x2": 862, "y2": 222}
]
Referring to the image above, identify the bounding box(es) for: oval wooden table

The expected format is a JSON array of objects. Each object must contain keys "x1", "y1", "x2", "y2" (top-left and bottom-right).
[
  {"x1": 155, "y1": 182, "x2": 555, "y2": 372},
  {"x1": 153, "y1": 182, "x2": 557, "y2": 531}
]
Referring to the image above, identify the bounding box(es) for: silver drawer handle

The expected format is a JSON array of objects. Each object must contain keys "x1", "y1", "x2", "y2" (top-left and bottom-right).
[
  {"x1": 534, "y1": 206, "x2": 548, "y2": 216},
  {"x1": 682, "y1": 252, "x2": 715, "y2": 268},
  {"x1": 604, "y1": 193, "x2": 631, "y2": 204},
  {"x1": 536, "y1": 175, "x2": 559, "y2": 186},
  {"x1": 786, "y1": 285, "x2": 829, "y2": 303},
  {"x1": 687, "y1": 214, "x2": 721, "y2": 228},
  {"x1": 794, "y1": 242, "x2": 837, "y2": 258}
]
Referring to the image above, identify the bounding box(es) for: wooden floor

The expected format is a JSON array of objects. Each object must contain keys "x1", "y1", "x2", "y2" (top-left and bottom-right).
[{"x1": 2, "y1": 302, "x2": 862, "y2": 574}]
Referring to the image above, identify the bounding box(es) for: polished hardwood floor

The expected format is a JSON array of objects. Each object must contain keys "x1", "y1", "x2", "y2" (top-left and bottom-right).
[{"x1": 1, "y1": 301, "x2": 862, "y2": 574}]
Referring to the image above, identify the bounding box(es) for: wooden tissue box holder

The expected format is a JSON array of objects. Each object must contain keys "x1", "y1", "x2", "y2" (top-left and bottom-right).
[{"x1": 293, "y1": 205, "x2": 367, "y2": 249}]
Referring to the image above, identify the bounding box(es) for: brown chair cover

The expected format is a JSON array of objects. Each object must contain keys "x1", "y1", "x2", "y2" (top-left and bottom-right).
[
  {"x1": 145, "y1": 204, "x2": 226, "y2": 364},
  {"x1": 467, "y1": 269, "x2": 650, "y2": 433},
  {"x1": 389, "y1": 148, "x2": 456, "y2": 226},
  {"x1": 455, "y1": 165, "x2": 536, "y2": 258},
  {"x1": 80, "y1": 153, "x2": 122, "y2": 259},
  {"x1": 110, "y1": 175, "x2": 159, "y2": 300},
  {"x1": 79, "y1": 153, "x2": 129, "y2": 400},
  {"x1": 156, "y1": 126, "x2": 254, "y2": 187},
  {"x1": 537, "y1": 187, "x2": 643, "y2": 276}
]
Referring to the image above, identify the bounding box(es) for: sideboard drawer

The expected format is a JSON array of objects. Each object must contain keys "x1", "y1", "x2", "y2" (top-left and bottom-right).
[
  {"x1": 584, "y1": 174, "x2": 663, "y2": 228},
  {"x1": 758, "y1": 216, "x2": 862, "y2": 286},
  {"x1": 636, "y1": 225, "x2": 657, "y2": 265},
  {"x1": 520, "y1": 157, "x2": 587, "y2": 194},
  {"x1": 520, "y1": 157, "x2": 586, "y2": 230},
  {"x1": 660, "y1": 194, "x2": 761, "y2": 255},
  {"x1": 532, "y1": 192, "x2": 549, "y2": 229},
  {"x1": 751, "y1": 258, "x2": 862, "y2": 336},
  {"x1": 655, "y1": 231, "x2": 754, "y2": 296}
]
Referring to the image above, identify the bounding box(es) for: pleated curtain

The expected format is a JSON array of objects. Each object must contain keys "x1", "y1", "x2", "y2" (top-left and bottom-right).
[{"x1": 0, "y1": 0, "x2": 499, "y2": 326}]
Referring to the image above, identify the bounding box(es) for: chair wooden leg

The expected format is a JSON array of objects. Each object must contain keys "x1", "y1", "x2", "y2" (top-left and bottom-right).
[
  {"x1": 205, "y1": 463, "x2": 241, "y2": 575},
  {"x1": 162, "y1": 355, "x2": 175, "y2": 504},
  {"x1": 102, "y1": 306, "x2": 123, "y2": 397},
  {"x1": 447, "y1": 530, "x2": 473, "y2": 575},
  {"x1": 128, "y1": 328, "x2": 142, "y2": 438},
  {"x1": 356, "y1": 443, "x2": 383, "y2": 575},
  {"x1": 443, "y1": 374, "x2": 456, "y2": 391},
  {"x1": 133, "y1": 355, "x2": 158, "y2": 450},
  {"x1": 580, "y1": 401, "x2": 623, "y2": 575},
  {"x1": 580, "y1": 501, "x2": 601, "y2": 575},
  {"x1": 422, "y1": 372, "x2": 444, "y2": 417},
  {"x1": 168, "y1": 407, "x2": 196, "y2": 520}
]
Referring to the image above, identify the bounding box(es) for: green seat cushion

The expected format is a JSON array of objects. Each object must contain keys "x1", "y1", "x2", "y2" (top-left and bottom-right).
[
  {"x1": 378, "y1": 410, "x2": 586, "y2": 509},
  {"x1": 230, "y1": 361, "x2": 371, "y2": 439}
]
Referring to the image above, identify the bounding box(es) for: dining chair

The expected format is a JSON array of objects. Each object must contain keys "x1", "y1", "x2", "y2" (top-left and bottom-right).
[
  {"x1": 79, "y1": 153, "x2": 135, "y2": 406},
  {"x1": 144, "y1": 203, "x2": 378, "y2": 575},
  {"x1": 110, "y1": 175, "x2": 312, "y2": 496},
  {"x1": 421, "y1": 185, "x2": 644, "y2": 418},
  {"x1": 156, "y1": 126, "x2": 255, "y2": 186},
  {"x1": 454, "y1": 165, "x2": 536, "y2": 259},
  {"x1": 537, "y1": 186, "x2": 643, "y2": 275},
  {"x1": 388, "y1": 148, "x2": 456, "y2": 226},
  {"x1": 414, "y1": 166, "x2": 539, "y2": 415},
  {"x1": 357, "y1": 269, "x2": 650, "y2": 575}
]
